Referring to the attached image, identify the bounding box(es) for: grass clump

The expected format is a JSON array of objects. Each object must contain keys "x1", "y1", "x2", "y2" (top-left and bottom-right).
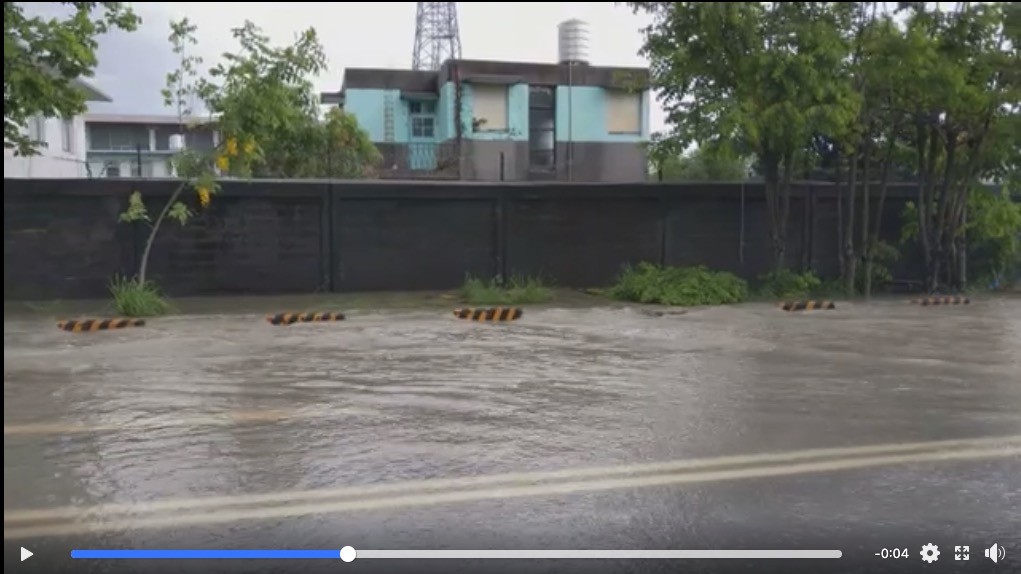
[
  {"x1": 461, "y1": 274, "x2": 553, "y2": 305},
  {"x1": 757, "y1": 269, "x2": 822, "y2": 299},
  {"x1": 109, "y1": 274, "x2": 171, "y2": 317},
  {"x1": 609, "y1": 262, "x2": 748, "y2": 306}
]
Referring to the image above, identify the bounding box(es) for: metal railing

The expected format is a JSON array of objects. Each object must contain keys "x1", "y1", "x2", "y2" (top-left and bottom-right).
[{"x1": 377, "y1": 142, "x2": 461, "y2": 180}]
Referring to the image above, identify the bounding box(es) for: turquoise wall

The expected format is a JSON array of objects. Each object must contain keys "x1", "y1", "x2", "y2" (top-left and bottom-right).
[
  {"x1": 462, "y1": 83, "x2": 528, "y2": 142},
  {"x1": 437, "y1": 82, "x2": 528, "y2": 142},
  {"x1": 346, "y1": 84, "x2": 650, "y2": 145},
  {"x1": 343, "y1": 88, "x2": 412, "y2": 143},
  {"x1": 555, "y1": 86, "x2": 650, "y2": 143},
  {"x1": 438, "y1": 82, "x2": 456, "y2": 141}
]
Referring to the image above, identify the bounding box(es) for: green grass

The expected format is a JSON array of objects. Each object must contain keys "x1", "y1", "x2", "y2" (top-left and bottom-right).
[
  {"x1": 608, "y1": 263, "x2": 748, "y2": 306},
  {"x1": 109, "y1": 275, "x2": 172, "y2": 317},
  {"x1": 460, "y1": 275, "x2": 553, "y2": 305}
]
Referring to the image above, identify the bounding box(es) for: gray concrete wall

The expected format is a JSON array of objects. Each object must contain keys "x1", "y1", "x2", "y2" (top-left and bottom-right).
[
  {"x1": 3, "y1": 179, "x2": 928, "y2": 300},
  {"x1": 460, "y1": 141, "x2": 647, "y2": 182},
  {"x1": 555, "y1": 142, "x2": 648, "y2": 183}
]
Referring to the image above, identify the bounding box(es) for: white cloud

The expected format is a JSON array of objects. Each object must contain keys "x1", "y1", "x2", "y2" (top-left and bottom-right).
[{"x1": 88, "y1": 2, "x2": 665, "y2": 130}]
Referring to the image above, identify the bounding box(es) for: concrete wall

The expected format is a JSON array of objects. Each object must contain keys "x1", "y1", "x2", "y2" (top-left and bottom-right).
[
  {"x1": 3, "y1": 116, "x2": 90, "y2": 178},
  {"x1": 3, "y1": 178, "x2": 928, "y2": 300},
  {"x1": 344, "y1": 83, "x2": 648, "y2": 182}
]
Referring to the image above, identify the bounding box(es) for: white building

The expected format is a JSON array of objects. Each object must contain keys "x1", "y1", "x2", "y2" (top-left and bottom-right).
[
  {"x1": 3, "y1": 79, "x2": 112, "y2": 178},
  {"x1": 85, "y1": 113, "x2": 218, "y2": 178}
]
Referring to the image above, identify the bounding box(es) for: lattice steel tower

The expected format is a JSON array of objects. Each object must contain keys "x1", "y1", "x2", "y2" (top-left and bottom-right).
[{"x1": 412, "y1": 2, "x2": 462, "y2": 71}]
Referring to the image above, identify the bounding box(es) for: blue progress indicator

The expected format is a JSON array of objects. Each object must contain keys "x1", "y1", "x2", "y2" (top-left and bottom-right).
[{"x1": 71, "y1": 549, "x2": 341, "y2": 559}]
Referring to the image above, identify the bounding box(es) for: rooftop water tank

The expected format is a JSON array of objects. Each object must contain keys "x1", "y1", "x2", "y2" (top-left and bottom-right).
[
  {"x1": 168, "y1": 133, "x2": 185, "y2": 151},
  {"x1": 557, "y1": 19, "x2": 590, "y2": 64}
]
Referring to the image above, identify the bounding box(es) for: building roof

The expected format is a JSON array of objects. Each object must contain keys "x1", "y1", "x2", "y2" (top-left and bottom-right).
[
  {"x1": 336, "y1": 58, "x2": 650, "y2": 94},
  {"x1": 84, "y1": 113, "x2": 214, "y2": 125},
  {"x1": 73, "y1": 78, "x2": 113, "y2": 102}
]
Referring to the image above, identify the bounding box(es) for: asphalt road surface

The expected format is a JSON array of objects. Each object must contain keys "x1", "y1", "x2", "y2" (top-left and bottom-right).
[{"x1": 5, "y1": 298, "x2": 1020, "y2": 574}]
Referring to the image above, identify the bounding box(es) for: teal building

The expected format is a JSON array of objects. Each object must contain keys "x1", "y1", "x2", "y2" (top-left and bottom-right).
[{"x1": 322, "y1": 59, "x2": 650, "y2": 182}]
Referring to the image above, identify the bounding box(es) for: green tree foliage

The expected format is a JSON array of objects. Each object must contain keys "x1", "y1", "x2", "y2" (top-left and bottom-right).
[
  {"x1": 196, "y1": 21, "x2": 380, "y2": 178},
  {"x1": 118, "y1": 19, "x2": 234, "y2": 290},
  {"x1": 898, "y1": 2, "x2": 1019, "y2": 291},
  {"x1": 4, "y1": 2, "x2": 139, "y2": 155},
  {"x1": 652, "y1": 143, "x2": 750, "y2": 182},
  {"x1": 630, "y1": 2, "x2": 853, "y2": 269},
  {"x1": 630, "y1": 1, "x2": 1019, "y2": 292}
]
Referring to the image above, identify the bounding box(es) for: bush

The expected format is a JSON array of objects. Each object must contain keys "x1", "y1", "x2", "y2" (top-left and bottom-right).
[
  {"x1": 460, "y1": 274, "x2": 553, "y2": 305},
  {"x1": 109, "y1": 275, "x2": 171, "y2": 317},
  {"x1": 609, "y1": 263, "x2": 748, "y2": 306},
  {"x1": 858, "y1": 241, "x2": 900, "y2": 293},
  {"x1": 758, "y1": 269, "x2": 822, "y2": 299}
]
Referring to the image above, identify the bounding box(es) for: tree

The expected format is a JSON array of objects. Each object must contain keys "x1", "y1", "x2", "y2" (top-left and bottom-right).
[
  {"x1": 631, "y1": 2, "x2": 854, "y2": 269},
  {"x1": 824, "y1": 3, "x2": 909, "y2": 297},
  {"x1": 116, "y1": 19, "x2": 249, "y2": 305},
  {"x1": 196, "y1": 21, "x2": 380, "y2": 179},
  {"x1": 652, "y1": 143, "x2": 751, "y2": 182},
  {"x1": 897, "y1": 2, "x2": 1019, "y2": 291},
  {"x1": 313, "y1": 108, "x2": 382, "y2": 179},
  {"x1": 4, "y1": 2, "x2": 139, "y2": 155}
]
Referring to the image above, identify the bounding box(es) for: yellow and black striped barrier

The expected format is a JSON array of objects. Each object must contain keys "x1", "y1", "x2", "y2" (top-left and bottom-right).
[
  {"x1": 265, "y1": 312, "x2": 346, "y2": 326},
  {"x1": 910, "y1": 296, "x2": 970, "y2": 306},
  {"x1": 779, "y1": 300, "x2": 836, "y2": 312},
  {"x1": 57, "y1": 318, "x2": 145, "y2": 332},
  {"x1": 453, "y1": 307, "x2": 523, "y2": 322}
]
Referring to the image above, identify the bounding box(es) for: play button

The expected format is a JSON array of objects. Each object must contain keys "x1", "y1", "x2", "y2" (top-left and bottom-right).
[{"x1": 21, "y1": 547, "x2": 33, "y2": 562}]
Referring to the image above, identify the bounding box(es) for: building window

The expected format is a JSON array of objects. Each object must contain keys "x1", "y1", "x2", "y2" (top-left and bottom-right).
[
  {"x1": 528, "y1": 86, "x2": 555, "y2": 170},
  {"x1": 409, "y1": 101, "x2": 436, "y2": 115},
  {"x1": 130, "y1": 161, "x2": 142, "y2": 177},
  {"x1": 104, "y1": 161, "x2": 121, "y2": 178},
  {"x1": 28, "y1": 116, "x2": 47, "y2": 146},
  {"x1": 605, "y1": 89, "x2": 642, "y2": 134},
  {"x1": 88, "y1": 123, "x2": 150, "y2": 151},
  {"x1": 411, "y1": 116, "x2": 435, "y2": 139},
  {"x1": 472, "y1": 84, "x2": 508, "y2": 131},
  {"x1": 61, "y1": 118, "x2": 74, "y2": 152}
]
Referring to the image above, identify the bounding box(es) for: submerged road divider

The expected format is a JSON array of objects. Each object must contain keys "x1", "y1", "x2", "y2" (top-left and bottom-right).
[
  {"x1": 4, "y1": 435, "x2": 1019, "y2": 539},
  {"x1": 453, "y1": 307, "x2": 523, "y2": 322},
  {"x1": 57, "y1": 318, "x2": 145, "y2": 332},
  {"x1": 779, "y1": 301, "x2": 836, "y2": 312},
  {"x1": 266, "y1": 312, "x2": 346, "y2": 326},
  {"x1": 910, "y1": 296, "x2": 970, "y2": 306}
]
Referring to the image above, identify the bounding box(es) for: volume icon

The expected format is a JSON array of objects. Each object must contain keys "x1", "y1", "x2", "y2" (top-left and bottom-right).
[{"x1": 985, "y1": 543, "x2": 1006, "y2": 564}]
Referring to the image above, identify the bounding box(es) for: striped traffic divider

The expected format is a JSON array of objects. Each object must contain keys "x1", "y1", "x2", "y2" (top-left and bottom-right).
[
  {"x1": 779, "y1": 300, "x2": 836, "y2": 312},
  {"x1": 57, "y1": 318, "x2": 145, "y2": 332},
  {"x1": 910, "y1": 296, "x2": 970, "y2": 306},
  {"x1": 453, "y1": 307, "x2": 523, "y2": 322},
  {"x1": 265, "y1": 312, "x2": 346, "y2": 326}
]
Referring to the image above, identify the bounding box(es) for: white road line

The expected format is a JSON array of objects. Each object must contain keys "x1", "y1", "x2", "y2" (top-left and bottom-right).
[
  {"x1": 5, "y1": 444, "x2": 1018, "y2": 540},
  {"x1": 6, "y1": 434, "x2": 1019, "y2": 524}
]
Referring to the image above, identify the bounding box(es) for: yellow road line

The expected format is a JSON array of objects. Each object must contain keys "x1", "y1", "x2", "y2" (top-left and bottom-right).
[
  {"x1": 4, "y1": 445, "x2": 1017, "y2": 540},
  {"x1": 5, "y1": 435, "x2": 1019, "y2": 524}
]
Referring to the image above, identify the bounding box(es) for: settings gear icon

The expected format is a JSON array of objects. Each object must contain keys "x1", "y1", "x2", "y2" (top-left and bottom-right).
[{"x1": 921, "y1": 543, "x2": 940, "y2": 563}]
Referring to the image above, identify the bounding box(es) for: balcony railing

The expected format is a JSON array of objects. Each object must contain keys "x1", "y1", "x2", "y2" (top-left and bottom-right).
[{"x1": 377, "y1": 142, "x2": 460, "y2": 180}]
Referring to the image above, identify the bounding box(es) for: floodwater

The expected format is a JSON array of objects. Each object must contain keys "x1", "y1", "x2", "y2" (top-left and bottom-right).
[{"x1": 4, "y1": 298, "x2": 1021, "y2": 574}]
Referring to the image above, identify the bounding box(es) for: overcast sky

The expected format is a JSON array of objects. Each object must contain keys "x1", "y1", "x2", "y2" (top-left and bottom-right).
[{"x1": 83, "y1": 2, "x2": 665, "y2": 130}]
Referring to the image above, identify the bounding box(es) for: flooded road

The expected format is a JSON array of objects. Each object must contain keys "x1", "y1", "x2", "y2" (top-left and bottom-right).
[{"x1": 4, "y1": 298, "x2": 1021, "y2": 573}]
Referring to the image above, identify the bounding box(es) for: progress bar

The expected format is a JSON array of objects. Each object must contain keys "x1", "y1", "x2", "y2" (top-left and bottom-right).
[
  {"x1": 71, "y1": 549, "x2": 843, "y2": 560},
  {"x1": 357, "y1": 550, "x2": 843, "y2": 559}
]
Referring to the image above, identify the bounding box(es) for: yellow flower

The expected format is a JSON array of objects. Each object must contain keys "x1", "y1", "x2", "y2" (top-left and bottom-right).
[
  {"x1": 225, "y1": 137, "x2": 238, "y2": 157},
  {"x1": 242, "y1": 137, "x2": 256, "y2": 155},
  {"x1": 196, "y1": 186, "x2": 211, "y2": 209},
  {"x1": 215, "y1": 155, "x2": 230, "y2": 171}
]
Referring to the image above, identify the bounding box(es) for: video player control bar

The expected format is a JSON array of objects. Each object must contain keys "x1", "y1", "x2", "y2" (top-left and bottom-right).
[{"x1": 71, "y1": 548, "x2": 843, "y2": 560}]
